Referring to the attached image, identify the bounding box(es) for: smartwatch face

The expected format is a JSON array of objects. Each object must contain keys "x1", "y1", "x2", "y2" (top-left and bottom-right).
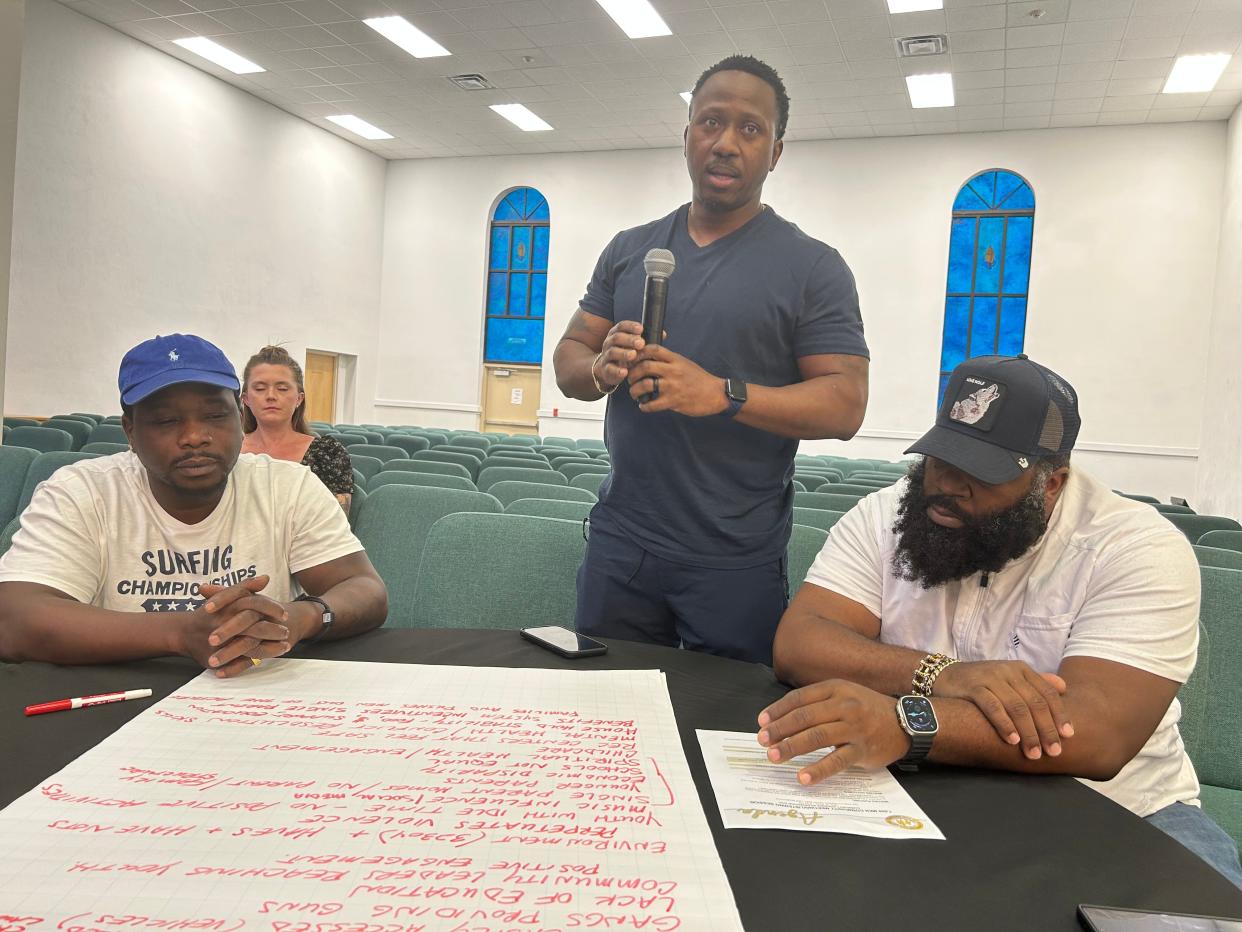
[{"x1": 899, "y1": 696, "x2": 937, "y2": 734}]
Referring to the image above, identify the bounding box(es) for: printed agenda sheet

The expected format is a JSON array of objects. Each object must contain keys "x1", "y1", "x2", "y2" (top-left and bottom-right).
[
  {"x1": 697, "y1": 730, "x2": 945, "y2": 840},
  {"x1": 0, "y1": 660, "x2": 744, "y2": 931}
]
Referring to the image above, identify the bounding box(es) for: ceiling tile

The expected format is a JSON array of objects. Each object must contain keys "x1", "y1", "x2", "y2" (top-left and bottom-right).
[
  {"x1": 1007, "y1": 0, "x2": 1069, "y2": 27},
  {"x1": 1067, "y1": 0, "x2": 1133, "y2": 21},
  {"x1": 1005, "y1": 64, "x2": 1058, "y2": 84},
  {"x1": 1005, "y1": 44, "x2": 1060, "y2": 66},
  {"x1": 947, "y1": 4, "x2": 1004, "y2": 31},
  {"x1": 1006, "y1": 23, "x2": 1066, "y2": 47},
  {"x1": 1059, "y1": 40, "x2": 1121, "y2": 61},
  {"x1": 950, "y1": 28, "x2": 1005, "y2": 52},
  {"x1": 1057, "y1": 60, "x2": 1114, "y2": 81},
  {"x1": 1004, "y1": 82, "x2": 1055, "y2": 101},
  {"x1": 1063, "y1": 17, "x2": 1125, "y2": 43},
  {"x1": 1054, "y1": 79, "x2": 1108, "y2": 97},
  {"x1": 1119, "y1": 35, "x2": 1180, "y2": 58}
]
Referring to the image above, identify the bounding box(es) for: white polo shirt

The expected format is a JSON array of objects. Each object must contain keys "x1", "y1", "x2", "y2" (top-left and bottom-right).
[{"x1": 804, "y1": 467, "x2": 1201, "y2": 817}]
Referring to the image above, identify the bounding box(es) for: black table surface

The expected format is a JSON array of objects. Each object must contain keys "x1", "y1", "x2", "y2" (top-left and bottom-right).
[{"x1": 4, "y1": 628, "x2": 1241, "y2": 931}]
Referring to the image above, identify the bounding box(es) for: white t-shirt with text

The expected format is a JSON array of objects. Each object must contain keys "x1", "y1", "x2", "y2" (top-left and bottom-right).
[
  {"x1": 0, "y1": 452, "x2": 362, "y2": 611},
  {"x1": 803, "y1": 467, "x2": 1201, "y2": 818}
]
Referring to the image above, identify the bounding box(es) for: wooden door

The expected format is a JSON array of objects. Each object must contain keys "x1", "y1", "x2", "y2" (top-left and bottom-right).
[
  {"x1": 304, "y1": 351, "x2": 337, "y2": 425},
  {"x1": 482, "y1": 364, "x2": 541, "y2": 435}
]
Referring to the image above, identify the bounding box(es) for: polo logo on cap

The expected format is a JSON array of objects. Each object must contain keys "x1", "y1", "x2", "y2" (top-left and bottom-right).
[
  {"x1": 168, "y1": 350, "x2": 179, "y2": 362},
  {"x1": 1017, "y1": 457, "x2": 1029, "y2": 468},
  {"x1": 950, "y1": 383, "x2": 1001, "y2": 426}
]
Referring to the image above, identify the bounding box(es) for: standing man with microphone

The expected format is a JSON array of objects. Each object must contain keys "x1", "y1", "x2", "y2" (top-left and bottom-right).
[{"x1": 553, "y1": 55, "x2": 870, "y2": 665}]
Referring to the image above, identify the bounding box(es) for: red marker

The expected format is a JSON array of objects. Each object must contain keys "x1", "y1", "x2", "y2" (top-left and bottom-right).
[{"x1": 25, "y1": 688, "x2": 153, "y2": 716}]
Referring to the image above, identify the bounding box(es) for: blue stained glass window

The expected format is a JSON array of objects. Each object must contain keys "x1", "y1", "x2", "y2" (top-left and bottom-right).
[
  {"x1": 485, "y1": 187, "x2": 551, "y2": 364},
  {"x1": 510, "y1": 272, "x2": 530, "y2": 314},
  {"x1": 511, "y1": 227, "x2": 532, "y2": 270},
  {"x1": 938, "y1": 169, "x2": 1035, "y2": 407},
  {"x1": 533, "y1": 226, "x2": 550, "y2": 270},
  {"x1": 530, "y1": 273, "x2": 547, "y2": 317},
  {"x1": 490, "y1": 227, "x2": 510, "y2": 270}
]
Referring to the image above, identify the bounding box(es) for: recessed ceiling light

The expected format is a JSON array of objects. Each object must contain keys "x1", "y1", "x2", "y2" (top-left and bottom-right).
[
  {"x1": 172, "y1": 37, "x2": 264, "y2": 74},
  {"x1": 1163, "y1": 53, "x2": 1231, "y2": 93},
  {"x1": 593, "y1": 0, "x2": 671, "y2": 39},
  {"x1": 490, "y1": 104, "x2": 554, "y2": 132},
  {"x1": 887, "y1": 0, "x2": 942, "y2": 13},
  {"x1": 325, "y1": 115, "x2": 394, "y2": 140},
  {"x1": 680, "y1": 91, "x2": 692, "y2": 104},
  {"x1": 363, "y1": 15, "x2": 451, "y2": 58},
  {"x1": 906, "y1": 72, "x2": 954, "y2": 108}
]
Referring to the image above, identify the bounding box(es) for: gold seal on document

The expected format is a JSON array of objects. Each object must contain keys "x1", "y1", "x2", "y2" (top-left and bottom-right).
[{"x1": 885, "y1": 815, "x2": 924, "y2": 831}]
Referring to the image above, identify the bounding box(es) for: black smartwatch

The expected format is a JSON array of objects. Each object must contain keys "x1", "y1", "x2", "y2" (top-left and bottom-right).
[
  {"x1": 722, "y1": 378, "x2": 748, "y2": 418},
  {"x1": 295, "y1": 594, "x2": 333, "y2": 643},
  {"x1": 895, "y1": 694, "x2": 938, "y2": 772}
]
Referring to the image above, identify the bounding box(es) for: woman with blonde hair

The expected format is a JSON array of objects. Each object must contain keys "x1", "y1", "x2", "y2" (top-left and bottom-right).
[{"x1": 240, "y1": 345, "x2": 353, "y2": 513}]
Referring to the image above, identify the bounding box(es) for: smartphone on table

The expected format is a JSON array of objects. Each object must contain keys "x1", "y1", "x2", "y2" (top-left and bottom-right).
[
  {"x1": 1078, "y1": 904, "x2": 1242, "y2": 931},
  {"x1": 521, "y1": 626, "x2": 608, "y2": 658}
]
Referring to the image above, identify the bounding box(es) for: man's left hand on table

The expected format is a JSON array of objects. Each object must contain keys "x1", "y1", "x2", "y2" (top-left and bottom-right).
[{"x1": 756, "y1": 680, "x2": 913, "y2": 785}]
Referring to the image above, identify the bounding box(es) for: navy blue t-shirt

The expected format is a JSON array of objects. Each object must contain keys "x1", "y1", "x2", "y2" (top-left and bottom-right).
[{"x1": 579, "y1": 204, "x2": 869, "y2": 569}]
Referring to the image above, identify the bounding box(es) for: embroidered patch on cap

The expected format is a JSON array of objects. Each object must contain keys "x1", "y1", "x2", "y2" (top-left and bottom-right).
[{"x1": 949, "y1": 377, "x2": 1005, "y2": 431}]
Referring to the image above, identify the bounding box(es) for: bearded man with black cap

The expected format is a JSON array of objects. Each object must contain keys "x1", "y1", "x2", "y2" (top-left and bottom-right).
[{"x1": 758, "y1": 355, "x2": 1241, "y2": 889}]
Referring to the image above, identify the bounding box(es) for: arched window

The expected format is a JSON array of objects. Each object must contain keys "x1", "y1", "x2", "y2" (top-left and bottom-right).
[
  {"x1": 938, "y1": 170, "x2": 1035, "y2": 405},
  {"x1": 485, "y1": 187, "x2": 550, "y2": 365}
]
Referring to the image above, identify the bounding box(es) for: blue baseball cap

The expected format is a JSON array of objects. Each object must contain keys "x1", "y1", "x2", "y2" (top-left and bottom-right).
[{"x1": 119, "y1": 334, "x2": 241, "y2": 406}]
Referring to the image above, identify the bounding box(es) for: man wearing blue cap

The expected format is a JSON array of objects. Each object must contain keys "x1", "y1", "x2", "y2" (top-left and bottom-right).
[
  {"x1": 0, "y1": 334, "x2": 388, "y2": 677},
  {"x1": 758, "y1": 355, "x2": 1241, "y2": 888}
]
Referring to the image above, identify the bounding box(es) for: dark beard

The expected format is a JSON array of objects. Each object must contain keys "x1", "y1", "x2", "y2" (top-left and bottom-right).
[{"x1": 891, "y1": 458, "x2": 1050, "y2": 589}]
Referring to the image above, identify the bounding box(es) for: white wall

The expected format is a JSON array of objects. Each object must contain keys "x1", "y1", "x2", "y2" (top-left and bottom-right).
[
  {"x1": 6, "y1": 0, "x2": 386, "y2": 418},
  {"x1": 379, "y1": 122, "x2": 1224, "y2": 498},
  {"x1": 0, "y1": 0, "x2": 24, "y2": 422},
  {"x1": 1196, "y1": 104, "x2": 1242, "y2": 522}
]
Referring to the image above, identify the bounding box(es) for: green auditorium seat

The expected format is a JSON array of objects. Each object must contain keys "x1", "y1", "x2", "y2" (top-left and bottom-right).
[
  {"x1": 1118, "y1": 493, "x2": 1161, "y2": 504},
  {"x1": 69, "y1": 413, "x2": 104, "y2": 424},
  {"x1": 347, "y1": 454, "x2": 384, "y2": 483},
  {"x1": 1163, "y1": 513, "x2": 1242, "y2": 545},
  {"x1": 1199, "y1": 531, "x2": 1242, "y2": 553},
  {"x1": 1179, "y1": 566, "x2": 1242, "y2": 851},
  {"x1": 386, "y1": 435, "x2": 430, "y2": 457},
  {"x1": 352, "y1": 485, "x2": 502, "y2": 628},
  {"x1": 42, "y1": 418, "x2": 92, "y2": 450},
  {"x1": 413, "y1": 450, "x2": 483, "y2": 481},
  {"x1": 570, "y1": 473, "x2": 608, "y2": 496},
  {"x1": 787, "y1": 524, "x2": 829, "y2": 597},
  {"x1": 478, "y1": 466, "x2": 567, "y2": 493},
  {"x1": 86, "y1": 423, "x2": 129, "y2": 445},
  {"x1": 369, "y1": 471, "x2": 476, "y2": 493},
  {"x1": 0, "y1": 515, "x2": 19, "y2": 556},
  {"x1": 0, "y1": 445, "x2": 38, "y2": 529},
  {"x1": 1194, "y1": 546, "x2": 1242, "y2": 571},
  {"x1": 816, "y1": 482, "x2": 886, "y2": 497},
  {"x1": 1154, "y1": 503, "x2": 1196, "y2": 514},
  {"x1": 348, "y1": 484, "x2": 365, "y2": 530},
  {"x1": 793, "y1": 508, "x2": 846, "y2": 532},
  {"x1": 795, "y1": 491, "x2": 865, "y2": 512},
  {"x1": 381, "y1": 459, "x2": 473, "y2": 481},
  {"x1": 409, "y1": 430, "x2": 449, "y2": 447},
  {"x1": 488, "y1": 481, "x2": 596, "y2": 508},
  {"x1": 541, "y1": 437, "x2": 577, "y2": 450},
  {"x1": 8, "y1": 426, "x2": 75, "y2": 453},
  {"x1": 409, "y1": 513, "x2": 584, "y2": 629},
  {"x1": 489, "y1": 446, "x2": 547, "y2": 460},
  {"x1": 498, "y1": 435, "x2": 539, "y2": 447},
  {"x1": 80, "y1": 442, "x2": 128, "y2": 455},
  {"x1": 353, "y1": 445, "x2": 410, "y2": 464},
  {"x1": 452, "y1": 436, "x2": 492, "y2": 452},
  {"x1": 484, "y1": 457, "x2": 552, "y2": 474},
  {"x1": 3, "y1": 417, "x2": 40, "y2": 429},
  {"x1": 337, "y1": 433, "x2": 370, "y2": 447},
  {"x1": 506, "y1": 499, "x2": 594, "y2": 521},
  {"x1": 438, "y1": 445, "x2": 487, "y2": 463},
  {"x1": 18, "y1": 451, "x2": 100, "y2": 511},
  {"x1": 576, "y1": 439, "x2": 607, "y2": 452},
  {"x1": 560, "y1": 461, "x2": 611, "y2": 482}
]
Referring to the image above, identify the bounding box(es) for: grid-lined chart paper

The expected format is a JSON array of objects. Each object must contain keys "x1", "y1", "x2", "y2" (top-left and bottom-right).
[{"x1": 0, "y1": 660, "x2": 743, "y2": 930}]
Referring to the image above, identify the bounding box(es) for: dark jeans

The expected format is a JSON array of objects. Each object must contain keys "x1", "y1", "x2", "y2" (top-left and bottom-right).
[
  {"x1": 1146, "y1": 801, "x2": 1242, "y2": 890},
  {"x1": 575, "y1": 512, "x2": 788, "y2": 665}
]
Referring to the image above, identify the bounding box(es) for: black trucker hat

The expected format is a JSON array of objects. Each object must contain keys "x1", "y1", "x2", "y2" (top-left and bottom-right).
[{"x1": 905, "y1": 355, "x2": 1081, "y2": 485}]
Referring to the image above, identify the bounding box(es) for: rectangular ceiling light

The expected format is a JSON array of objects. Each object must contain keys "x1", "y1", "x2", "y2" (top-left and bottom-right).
[
  {"x1": 172, "y1": 37, "x2": 264, "y2": 74},
  {"x1": 490, "y1": 104, "x2": 553, "y2": 132},
  {"x1": 363, "y1": 15, "x2": 451, "y2": 58},
  {"x1": 593, "y1": 0, "x2": 671, "y2": 39},
  {"x1": 326, "y1": 114, "x2": 394, "y2": 140},
  {"x1": 1163, "y1": 53, "x2": 1231, "y2": 93},
  {"x1": 680, "y1": 91, "x2": 692, "y2": 104},
  {"x1": 888, "y1": 0, "x2": 942, "y2": 12},
  {"x1": 906, "y1": 72, "x2": 954, "y2": 108}
]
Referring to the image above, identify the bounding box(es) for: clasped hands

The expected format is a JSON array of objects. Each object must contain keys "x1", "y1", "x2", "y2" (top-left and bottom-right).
[
  {"x1": 593, "y1": 320, "x2": 726, "y2": 416},
  {"x1": 177, "y1": 575, "x2": 319, "y2": 678},
  {"x1": 757, "y1": 661, "x2": 1075, "y2": 786}
]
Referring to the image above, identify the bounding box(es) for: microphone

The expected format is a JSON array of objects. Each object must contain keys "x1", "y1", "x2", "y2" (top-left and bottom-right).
[{"x1": 639, "y1": 248, "x2": 675, "y2": 403}]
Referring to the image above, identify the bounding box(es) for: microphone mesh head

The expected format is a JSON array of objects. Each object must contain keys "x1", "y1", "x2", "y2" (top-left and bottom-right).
[{"x1": 643, "y1": 248, "x2": 676, "y2": 279}]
